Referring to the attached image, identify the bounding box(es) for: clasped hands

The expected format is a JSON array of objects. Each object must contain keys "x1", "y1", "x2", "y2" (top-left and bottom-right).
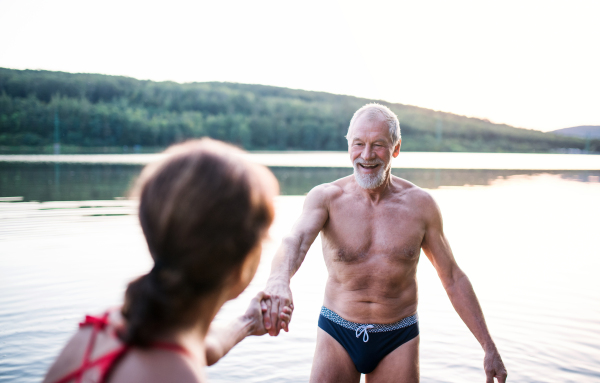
[{"x1": 243, "y1": 281, "x2": 293, "y2": 337}]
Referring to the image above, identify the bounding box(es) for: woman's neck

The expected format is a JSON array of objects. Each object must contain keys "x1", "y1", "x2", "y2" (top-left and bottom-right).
[{"x1": 156, "y1": 287, "x2": 231, "y2": 366}]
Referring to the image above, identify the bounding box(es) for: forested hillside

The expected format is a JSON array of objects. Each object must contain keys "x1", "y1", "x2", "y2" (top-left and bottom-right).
[
  {"x1": 1, "y1": 68, "x2": 597, "y2": 153},
  {"x1": 551, "y1": 126, "x2": 600, "y2": 139}
]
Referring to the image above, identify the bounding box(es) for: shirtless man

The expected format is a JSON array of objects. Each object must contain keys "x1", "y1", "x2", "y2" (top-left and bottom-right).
[{"x1": 262, "y1": 103, "x2": 507, "y2": 382}]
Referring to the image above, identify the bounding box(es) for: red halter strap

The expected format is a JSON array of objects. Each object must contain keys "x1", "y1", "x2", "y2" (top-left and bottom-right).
[{"x1": 49, "y1": 312, "x2": 192, "y2": 383}]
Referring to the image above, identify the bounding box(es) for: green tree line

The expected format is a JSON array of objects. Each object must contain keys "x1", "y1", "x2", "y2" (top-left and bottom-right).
[{"x1": 0, "y1": 67, "x2": 597, "y2": 152}]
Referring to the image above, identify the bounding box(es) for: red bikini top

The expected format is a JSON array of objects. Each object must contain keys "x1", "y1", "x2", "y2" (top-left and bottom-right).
[{"x1": 49, "y1": 312, "x2": 191, "y2": 383}]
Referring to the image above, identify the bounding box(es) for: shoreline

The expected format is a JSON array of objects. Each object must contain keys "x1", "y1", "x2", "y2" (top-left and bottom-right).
[{"x1": 1, "y1": 151, "x2": 600, "y2": 170}]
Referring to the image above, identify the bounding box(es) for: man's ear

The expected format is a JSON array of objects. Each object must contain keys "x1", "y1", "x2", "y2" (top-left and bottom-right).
[{"x1": 392, "y1": 140, "x2": 401, "y2": 158}]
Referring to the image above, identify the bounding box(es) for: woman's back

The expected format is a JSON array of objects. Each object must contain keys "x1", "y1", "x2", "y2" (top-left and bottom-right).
[{"x1": 43, "y1": 311, "x2": 201, "y2": 383}]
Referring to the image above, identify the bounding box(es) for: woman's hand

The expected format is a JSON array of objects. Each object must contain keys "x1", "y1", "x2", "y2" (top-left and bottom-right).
[
  {"x1": 244, "y1": 291, "x2": 293, "y2": 336},
  {"x1": 205, "y1": 291, "x2": 294, "y2": 365}
]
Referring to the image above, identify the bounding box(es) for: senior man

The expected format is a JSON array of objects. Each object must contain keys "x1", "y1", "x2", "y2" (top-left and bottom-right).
[{"x1": 263, "y1": 103, "x2": 507, "y2": 382}]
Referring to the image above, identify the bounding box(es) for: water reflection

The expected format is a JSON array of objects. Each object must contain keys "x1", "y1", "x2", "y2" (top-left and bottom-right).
[
  {"x1": 1, "y1": 162, "x2": 599, "y2": 201},
  {"x1": 0, "y1": 163, "x2": 141, "y2": 202}
]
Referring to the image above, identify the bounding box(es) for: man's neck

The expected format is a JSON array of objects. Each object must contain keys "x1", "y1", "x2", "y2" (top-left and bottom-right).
[{"x1": 355, "y1": 172, "x2": 395, "y2": 203}]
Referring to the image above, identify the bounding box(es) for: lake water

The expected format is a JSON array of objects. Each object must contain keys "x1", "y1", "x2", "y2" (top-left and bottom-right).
[{"x1": 1, "y1": 153, "x2": 600, "y2": 382}]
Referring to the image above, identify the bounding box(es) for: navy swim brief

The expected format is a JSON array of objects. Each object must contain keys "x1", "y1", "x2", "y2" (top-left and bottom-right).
[{"x1": 318, "y1": 306, "x2": 419, "y2": 374}]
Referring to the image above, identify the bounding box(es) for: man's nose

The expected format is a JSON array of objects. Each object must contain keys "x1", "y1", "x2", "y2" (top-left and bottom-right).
[{"x1": 361, "y1": 144, "x2": 376, "y2": 160}]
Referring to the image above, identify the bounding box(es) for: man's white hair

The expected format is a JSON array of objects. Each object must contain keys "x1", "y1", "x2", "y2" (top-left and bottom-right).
[{"x1": 346, "y1": 103, "x2": 401, "y2": 146}]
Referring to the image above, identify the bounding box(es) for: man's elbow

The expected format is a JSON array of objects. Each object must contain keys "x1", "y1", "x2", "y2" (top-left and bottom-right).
[
  {"x1": 441, "y1": 267, "x2": 468, "y2": 292},
  {"x1": 281, "y1": 235, "x2": 302, "y2": 251}
]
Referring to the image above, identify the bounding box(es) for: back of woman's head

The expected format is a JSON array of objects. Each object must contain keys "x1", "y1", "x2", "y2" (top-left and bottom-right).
[{"x1": 121, "y1": 139, "x2": 278, "y2": 346}]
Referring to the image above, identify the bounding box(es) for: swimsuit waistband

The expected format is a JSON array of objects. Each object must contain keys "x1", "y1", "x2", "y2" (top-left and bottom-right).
[{"x1": 320, "y1": 306, "x2": 418, "y2": 333}]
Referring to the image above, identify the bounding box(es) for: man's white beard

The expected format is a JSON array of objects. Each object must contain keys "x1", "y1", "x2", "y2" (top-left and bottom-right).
[{"x1": 353, "y1": 158, "x2": 389, "y2": 189}]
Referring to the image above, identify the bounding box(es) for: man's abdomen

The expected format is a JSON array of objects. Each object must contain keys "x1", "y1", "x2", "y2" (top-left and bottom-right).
[{"x1": 322, "y1": 258, "x2": 419, "y2": 324}]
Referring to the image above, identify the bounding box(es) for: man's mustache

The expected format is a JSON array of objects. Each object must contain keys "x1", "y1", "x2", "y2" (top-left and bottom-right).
[{"x1": 354, "y1": 158, "x2": 385, "y2": 166}]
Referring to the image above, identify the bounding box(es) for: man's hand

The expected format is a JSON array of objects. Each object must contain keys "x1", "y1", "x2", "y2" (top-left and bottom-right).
[
  {"x1": 263, "y1": 279, "x2": 294, "y2": 336},
  {"x1": 484, "y1": 349, "x2": 507, "y2": 383}
]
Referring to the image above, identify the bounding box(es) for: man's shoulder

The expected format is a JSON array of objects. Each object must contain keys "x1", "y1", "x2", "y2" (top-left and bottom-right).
[
  {"x1": 306, "y1": 176, "x2": 351, "y2": 205},
  {"x1": 391, "y1": 175, "x2": 437, "y2": 208},
  {"x1": 307, "y1": 177, "x2": 348, "y2": 200}
]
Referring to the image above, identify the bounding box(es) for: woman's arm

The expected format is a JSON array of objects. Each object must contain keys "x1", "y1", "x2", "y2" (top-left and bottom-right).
[{"x1": 205, "y1": 292, "x2": 291, "y2": 366}]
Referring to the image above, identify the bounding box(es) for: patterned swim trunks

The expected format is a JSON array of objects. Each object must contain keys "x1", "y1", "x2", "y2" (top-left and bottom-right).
[{"x1": 318, "y1": 306, "x2": 419, "y2": 374}]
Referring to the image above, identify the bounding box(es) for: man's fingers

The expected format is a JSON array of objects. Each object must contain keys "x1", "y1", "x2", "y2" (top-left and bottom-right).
[
  {"x1": 279, "y1": 304, "x2": 293, "y2": 332},
  {"x1": 263, "y1": 298, "x2": 272, "y2": 330},
  {"x1": 496, "y1": 370, "x2": 507, "y2": 383},
  {"x1": 485, "y1": 371, "x2": 494, "y2": 383},
  {"x1": 255, "y1": 291, "x2": 269, "y2": 301},
  {"x1": 280, "y1": 312, "x2": 291, "y2": 332},
  {"x1": 258, "y1": 292, "x2": 270, "y2": 314},
  {"x1": 269, "y1": 300, "x2": 281, "y2": 336}
]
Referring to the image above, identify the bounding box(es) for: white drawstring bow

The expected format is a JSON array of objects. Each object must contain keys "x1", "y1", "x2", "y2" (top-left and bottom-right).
[{"x1": 355, "y1": 324, "x2": 374, "y2": 342}]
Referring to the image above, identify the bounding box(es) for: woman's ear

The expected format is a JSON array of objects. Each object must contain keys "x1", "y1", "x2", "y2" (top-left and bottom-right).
[{"x1": 225, "y1": 243, "x2": 262, "y2": 301}]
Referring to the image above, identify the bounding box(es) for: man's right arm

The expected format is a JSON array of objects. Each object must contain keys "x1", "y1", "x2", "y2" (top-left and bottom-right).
[{"x1": 263, "y1": 184, "x2": 332, "y2": 336}]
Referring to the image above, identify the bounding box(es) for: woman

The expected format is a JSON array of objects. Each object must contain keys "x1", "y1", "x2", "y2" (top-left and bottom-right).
[{"x1": 43, "y1": 139, "x2": 291, "y2": 383}]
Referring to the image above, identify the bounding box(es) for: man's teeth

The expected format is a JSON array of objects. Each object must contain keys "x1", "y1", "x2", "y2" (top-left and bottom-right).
[{"x1": 361, "y1": 164, "x2": 378, "y2": 168}]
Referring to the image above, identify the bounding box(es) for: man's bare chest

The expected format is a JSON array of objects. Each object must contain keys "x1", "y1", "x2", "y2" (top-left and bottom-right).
[{"x1": 321, "y1": 201, "x2": 426, "y2": 264}]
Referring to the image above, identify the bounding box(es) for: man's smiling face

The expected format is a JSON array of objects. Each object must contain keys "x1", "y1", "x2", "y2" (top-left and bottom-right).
[{"x1": 348, "y1": 114, "x2": 400, "y2": 189}]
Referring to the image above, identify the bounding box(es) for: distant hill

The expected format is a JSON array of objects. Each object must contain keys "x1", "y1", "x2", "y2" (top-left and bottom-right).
[
  {"x1": 0, "y1": 67, "x2": 598, "y2": 153},
  {"x1": 551, "y1": 126, "x2": 600, "y2": 139}
]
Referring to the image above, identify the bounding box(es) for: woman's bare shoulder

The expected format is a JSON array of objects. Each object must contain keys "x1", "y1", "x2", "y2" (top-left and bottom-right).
[
  {"x1": 43, "y1": 326, "x2": 92, "y2": 383},
  {"x1": 43, "y1": 309, "x2": 123, "y2": 383},
  {"x1": 108, "y1": 348, "x2": 203, "y2": 383}
]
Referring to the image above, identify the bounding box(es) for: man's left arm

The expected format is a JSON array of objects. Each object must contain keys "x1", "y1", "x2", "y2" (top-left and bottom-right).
[{"x1": 420, "y1": 194, "x2": 507, "y2": 383}]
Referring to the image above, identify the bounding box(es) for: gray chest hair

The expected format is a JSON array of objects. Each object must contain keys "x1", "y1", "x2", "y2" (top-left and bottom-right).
[
  {"x1": 402, "y1": 246, "x2": 419, "y2": 260},
  {"x1": 334, "y1": 245, "x2": 420, "y2": 263},
  {"x1": 334, "y1": 247, "x2": 368, "y2": 263}
]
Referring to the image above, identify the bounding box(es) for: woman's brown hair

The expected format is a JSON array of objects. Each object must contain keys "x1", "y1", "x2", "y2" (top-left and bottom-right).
[{"x1": 121, "y1": 139, "x2": 277, "y2": 346}]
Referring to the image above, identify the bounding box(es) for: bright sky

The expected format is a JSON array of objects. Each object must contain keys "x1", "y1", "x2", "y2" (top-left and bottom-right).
[{"x1": 0, "y1": 0, "x2": 598, "y2": 132}]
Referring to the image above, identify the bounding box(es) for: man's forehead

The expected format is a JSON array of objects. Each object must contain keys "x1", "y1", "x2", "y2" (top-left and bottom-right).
[
  {"x1": 349, "y1": 115, "x2": 391, "y2": 141},
  {"x1": 355, "y1": 110, "x2": 385, "y2": 124}
]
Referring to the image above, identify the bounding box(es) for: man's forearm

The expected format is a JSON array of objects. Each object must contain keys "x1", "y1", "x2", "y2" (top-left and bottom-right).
[
  {"x1": 444, "y1": 271, "x2": 496, "y2": 352},
  {"x1": 268, "y1": 235, "x2": 307, "y2": 283},
  {"x1": 446, "y1": 271, "x2": 508, "y2": 381},
  {"x1": 264, "y1": 235, "x2": 308, "y2": 335}
]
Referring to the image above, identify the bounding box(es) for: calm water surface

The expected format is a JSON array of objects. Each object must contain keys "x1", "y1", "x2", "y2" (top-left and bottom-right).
[
  {"x1": 2, "y1": 161, "x2": 599, "y2": 201},
  {"x1": 1, "y1": 159, "x2": 600, "y2": 382}
]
